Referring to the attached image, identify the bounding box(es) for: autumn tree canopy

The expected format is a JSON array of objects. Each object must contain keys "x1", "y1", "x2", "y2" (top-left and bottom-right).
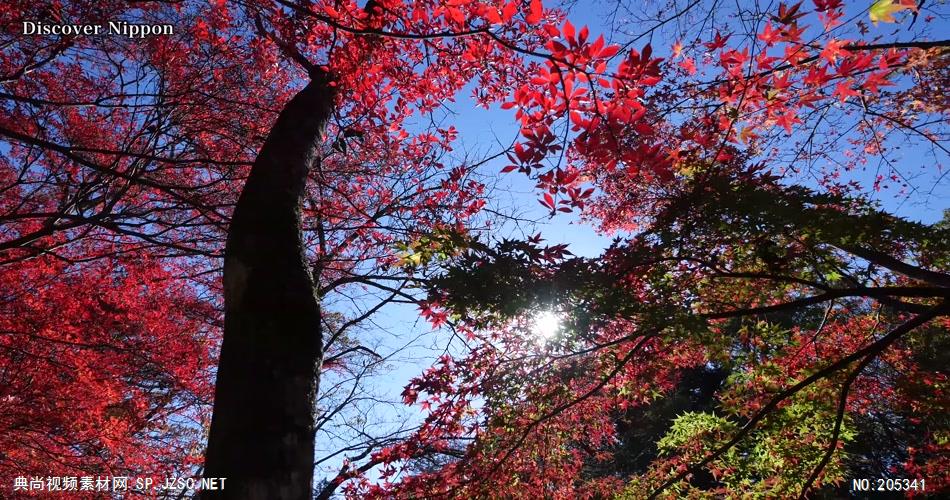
[
  {"x1": 354, "y1": 0, "x2": 949, "y2": 498},
  {"x1": 0, "y1": 0, "x2": 947, "y2": 498}
]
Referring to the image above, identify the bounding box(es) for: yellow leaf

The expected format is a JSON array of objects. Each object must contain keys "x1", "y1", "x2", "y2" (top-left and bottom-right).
[
  {"x1": 869, "y1": 0, "x2": 917, "y2": 24},
  {"x1": 739, "y1": 126, "x2": 758, "y2": 144}
]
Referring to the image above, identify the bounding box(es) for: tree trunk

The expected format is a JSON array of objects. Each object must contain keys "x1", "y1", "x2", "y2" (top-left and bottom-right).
[{"x1": 202, "y1": 73, "x2": 335, "y2": 499}]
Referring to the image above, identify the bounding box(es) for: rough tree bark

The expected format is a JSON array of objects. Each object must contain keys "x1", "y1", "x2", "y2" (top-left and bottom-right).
[{"x1": 202, "y1": 71, "x2": 336, "y2": 499}]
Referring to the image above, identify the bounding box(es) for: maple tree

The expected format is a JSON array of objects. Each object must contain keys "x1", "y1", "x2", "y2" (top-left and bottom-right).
[
  {"x1": 0, "y1": 251, "x2": 215, "y2": 485},
  {"x1": 355, "y1": 0, "x2": 949, "y2": 498},
  {"x1": 384, "y1": 173, "x2": 947, "y2": 498}
]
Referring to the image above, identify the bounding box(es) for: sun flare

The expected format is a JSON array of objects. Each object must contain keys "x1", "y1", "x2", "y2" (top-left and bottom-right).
[{"x1": 531, "y1": 310, "x2": 561, "y2": 340}]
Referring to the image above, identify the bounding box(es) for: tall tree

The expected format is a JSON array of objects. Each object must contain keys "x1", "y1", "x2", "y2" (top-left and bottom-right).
[
  {"x1": 198, "y1": 1, "x2": 559, "y2": 496},
  {"x1": 2, "y1": 0, "x2": 562, "y2": 497},
  {"x1": 203, "y1": 70, "x2": 335, "y2": 498}
]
